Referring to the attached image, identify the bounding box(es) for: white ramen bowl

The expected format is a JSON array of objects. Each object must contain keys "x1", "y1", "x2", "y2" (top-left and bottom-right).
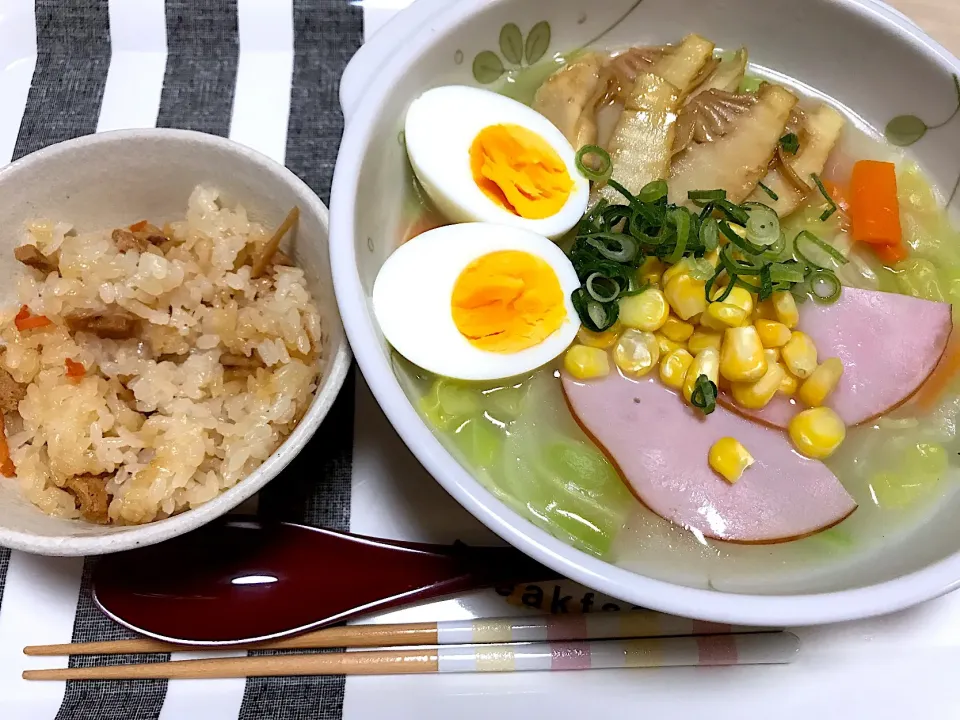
[
  {"x1": 0, "y1": 129, "x2": 351, "y2": 556},
  {"x1": 331, "y1": 0, "x2": 960, "y2": 625}
]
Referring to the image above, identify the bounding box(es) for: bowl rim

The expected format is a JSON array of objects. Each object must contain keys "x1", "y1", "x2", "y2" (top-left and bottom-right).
[
  {"x1": 0, "y1": 127, "x2": 352, "y2": 556},
  {"x1": 330, "y1": 0, "x2": 960, "y2": 626}
]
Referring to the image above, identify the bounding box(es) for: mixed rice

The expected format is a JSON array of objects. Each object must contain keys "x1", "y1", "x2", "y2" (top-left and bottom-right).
[{"x1": 0, "y1": 186, "x2": 322, "y2": 525}]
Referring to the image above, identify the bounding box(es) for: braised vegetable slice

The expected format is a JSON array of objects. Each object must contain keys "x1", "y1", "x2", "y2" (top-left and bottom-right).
[
  {"x1": 746, "y1": 104, "x2": 846, "y2": 216},
  {"x1": 669, "y1": 83, "x2": 798, "y2": 205},
  {"x1": 532, "y1": 52, "x2": 605, "y2": 150},
  {"x1": 649, "y1": 34, "x2": 716, "y2": 100},
  {"x1": 687, "y1": 47, "x2": 748, "y2": 101},
  {"x1": 593, "y1": 72, "x2": 680, "y2": 204}
]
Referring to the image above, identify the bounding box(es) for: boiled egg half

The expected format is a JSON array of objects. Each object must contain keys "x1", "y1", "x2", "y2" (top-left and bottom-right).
[
  {"x1": 373, "y1": 223, "x2": 581, "y2": 381},
  {"x1": 404, "y1": 85, "x2": 590, "y2": 240}
]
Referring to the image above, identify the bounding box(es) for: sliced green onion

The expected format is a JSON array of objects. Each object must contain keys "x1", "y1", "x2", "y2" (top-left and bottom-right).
[
  {"x1": 706, "y1": 267, "x2": 735, "y2": 303},
  {"x1": 811, "y1": 173, "x2": 838, "y2": 221},
  {"x1": 779, "y1": 133, "x2": 800, "y2": 155},
  {"x1": 715, "y1": 199, "x2": 750, "y2": 226},
  {"x1": 690, "y1": 374, "x2": 718, "y2": 415},
  {"x1": 619, "y1": 280, "x2": 651, "y2": 298},
  {"x1": 575, "y1": 145, "x2": 612, "y2": 183},
  {"x1": 759, "y1": 264, "x2": 773, "y2": 301},
  {"x1": 572, "y1": 288, "x2": 619, "y2": 332},
  {"x1": 793, "y1": 230, "x2": 848, "y2": 270},
  {"x1": 606, "y1": 178, "x2": 639, "y2": 206},
  {"x1": 688, "y1": 257, "x2": 716, "y2": 281},
  {"x1": 769, "y1": 261, "x2": 806, "y2": 284},
  {"x1": 638, "y1": 180, "x2": 668, "y2": 204},
  {"x1": 585, "y1": 233, "x2": 639, "y2": 263},
  {"x1": 759, "y1": 231, "x2": 788, "y2": 261},
  {"x1": 688, "y1": 189, "x2": 727, "y2": 202},
  {"x1": 700, "y1": 218, "x2": 719, "y2": 253},
  {"x1": 730, "y1": 275, "x2": 762, "y2": 293},
  {"x1": 744, "y1": 203, "x2": 781, "y2": 247},
  {"x1": 757, "y1": 181, "x2": 779, "y2": 201},
  {"x1": 719, "y1": 221, "x2": 767, "y2": 256},
  {"x1": 665, "y1": 208, "x2": 691, "y2": 264},
  {"x1": 719, "y1": 244, "x2": 762, "y2": 276},
  {"x1": 808, "y1": 269, "x2": 842, "y2": 304},
  {"x1": 585, "y1": 273, "x2": 620, "y2": 303}
]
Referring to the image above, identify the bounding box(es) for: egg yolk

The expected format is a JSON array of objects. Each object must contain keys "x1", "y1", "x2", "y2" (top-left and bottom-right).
[
  {"x1": 469, "y1": 124, "x2": 573, "y2": 220},
  {"x1": 451, "y1": 250, "x2": 566, "y2": 354}
]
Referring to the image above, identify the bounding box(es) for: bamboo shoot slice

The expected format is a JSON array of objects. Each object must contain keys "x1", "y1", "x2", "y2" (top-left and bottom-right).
[
  {"x1": 593, "y1": 73, "x2": 680, "y2": 205},
  {"x1": 668, "y1": 83, "x2": 798, "y2": 205},
  {"x1": 746, "y1": 104, "x2": 846, "y2": 216},
  {"x1": 650, "y1": 34, "x2": 716, "y2": 100},
  {"x1": 533, "y1": 53, "x2": 605, "y2": 150},
  {"x1": 688, "y1": 48, "x2": 748, "y2": 101}
]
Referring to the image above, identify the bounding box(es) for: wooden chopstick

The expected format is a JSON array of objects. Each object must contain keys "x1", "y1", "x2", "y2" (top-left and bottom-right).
[
  {"x1": 24, "y1": 633, "x2": 800, "y2": 681},
  {"x1": 24, "y1": 611, "x2": 767, "y2": 657},
  {"x1": 24, "y1": 623, "x2": 437, "y2": 656}
]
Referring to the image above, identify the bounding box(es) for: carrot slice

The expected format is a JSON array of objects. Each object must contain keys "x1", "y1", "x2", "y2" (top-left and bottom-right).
[
  {"x1": 0, "y1": 422, "x2": 15, "y2": 478},
  {"x1": 14, "y1": 305, "x2": 51, "y2": 331},
  {"x1": 129, "y1": 220, "x2": 149, "y2": 232},
  {"x1": 872, "y1": 241, "x2": 909, "y2": 265},
  {"x1": 850, "y1": 160, "x2": 902, "y2": 245},
  {"x1": 65, "y1": 358, "x2": 85, "y2": 381}
]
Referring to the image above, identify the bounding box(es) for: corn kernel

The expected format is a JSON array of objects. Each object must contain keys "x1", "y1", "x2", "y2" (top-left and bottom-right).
[
  {"x1": 708, "y1": 437, "x2": 755, "y2": 484},
  {"x1": 730, "y1": 362, "x2": 787, "y2": 410},
  {"x1": 664, "y1": 273, "x2": 707, "y2": 320},
  {"x1": 614, "y1": 328, "x2": 660, "y2": 377},
  {"x1": 699, "y1": 307, "x2": 729, "y2": 331},
  {"x1": 564, "y1": 344, "x2": 610, "y2": 380},
  {"x1": 772, "y1": 290, "x2": 799, "y2": 329},
  {"x1": 711, "y1": 286, "x2": 755, "y2": 316},
  {"x1": 683, "y1": 346, "x2": 720, "y2": 405},
  {"x1": 763, "y1": 348, "x2": 780, "y2": 366},
  {"x1": 754, "y1": 299, "x2": 777, "y2": 321},
  {"x1": 659, "y1": 348, "x2": 694, "y2": 390},
  {"x1": 789, "y1": 407, "x2": 846, "y2": 459},
  {"x1": 655, "y1": 332, "x2": 684, "y2": 355},
  {"x1": 688, "y1": 329, "x2": 722, "y2": 355},
  {"x1": 661, "y1": 258, "x2": 691, "y2": 287},
  {"x1": 720, "y1": 326, "x2": 767, "y2": 383},
  {"x1": 782, "y1": 331, "x2": 818, "y2": 379},
  {"x1": 778, "y1": 365, "x2": 798, "y2": 396},
  {"x1": 577, "y1": 323, "x2": 621, "y2": 350},
  {"x1": 638, "y1": 257, "x2": 665, "y2": 286},
  {"x1": 705, "y1": 301, "x2": 749, "y2": 329},
  {"x1": 661, "y1": 316, "x2": 694, "y2": 343},
  {"x1": 755, "y1": 319, "x2": 791, "y2": 348},
  {"x1": 619, "y1": 288, "x2": 670, "y2": 332},
  {"x1": 797, "y1": 357, "x2": 844, "y2": 407},
  {"x1": 704, "y1": 248, "x2": 720, "y2": 268}
]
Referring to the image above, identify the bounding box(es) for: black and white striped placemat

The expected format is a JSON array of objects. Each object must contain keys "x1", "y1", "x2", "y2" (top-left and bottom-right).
[{"x1": 0, "y1": 1, "x2": 363, "y2": 717}]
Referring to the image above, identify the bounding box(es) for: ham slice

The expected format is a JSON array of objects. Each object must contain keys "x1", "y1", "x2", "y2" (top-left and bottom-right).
[
  {"x1": 562, "y1": 372, "x2": 857, "y2": 543},
  {"x1": 725, "y1": 288, "x2": 952, "y2": 428}
]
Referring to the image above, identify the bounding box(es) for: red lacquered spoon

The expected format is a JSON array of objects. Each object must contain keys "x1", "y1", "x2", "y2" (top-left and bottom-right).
[{"x1": 92, "y1": 517, "x2": 556, "y2": 645}]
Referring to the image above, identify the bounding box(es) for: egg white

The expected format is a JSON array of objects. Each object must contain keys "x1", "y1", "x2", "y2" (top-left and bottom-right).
[
  {"x1": 404, "y1": 85, "x2": 590, "y2": 241},
  {"x1": 373, "y1": 223, "x2": 582, "y2": 382}
]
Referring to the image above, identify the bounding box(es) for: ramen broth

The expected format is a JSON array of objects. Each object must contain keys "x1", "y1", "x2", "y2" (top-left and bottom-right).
[{"x1": 389, "y1": 54, "x2": 960, "y2": 593}]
